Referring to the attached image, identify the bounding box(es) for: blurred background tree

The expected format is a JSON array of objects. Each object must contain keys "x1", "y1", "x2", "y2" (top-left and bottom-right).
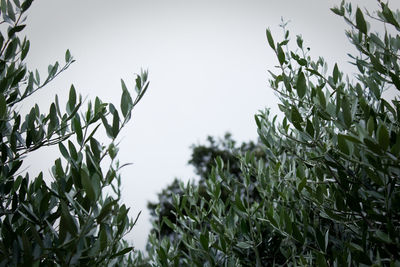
[{"x1": 147, "y1": 133, "x2": 266, "y2": 241}]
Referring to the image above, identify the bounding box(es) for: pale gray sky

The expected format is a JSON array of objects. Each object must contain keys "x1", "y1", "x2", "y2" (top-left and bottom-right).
[{"x1": 22, "y1": 0, "x2": 399, "y2": 251}]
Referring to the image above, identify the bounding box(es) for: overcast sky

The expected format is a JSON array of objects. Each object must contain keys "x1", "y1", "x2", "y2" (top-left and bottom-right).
[{"x1": 22, "y1": 0, "x2": 399, "y2": 251}]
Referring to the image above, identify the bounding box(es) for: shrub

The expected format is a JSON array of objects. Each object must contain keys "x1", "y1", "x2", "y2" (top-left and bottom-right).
[{"x1": 0, "y1": 1, "x2": 148, "y2": 265}]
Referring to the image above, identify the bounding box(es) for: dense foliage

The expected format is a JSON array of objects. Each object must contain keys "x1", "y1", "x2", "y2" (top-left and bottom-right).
[
  {"x1": 0, "y1": 1, "x2": 148, "y2": 265},
  {"x1": 145, "y1": 1, "x2": 400, "y2": 266},
  {"x1": 147, "y1": 134, "x2": 264, "y2": 242}
]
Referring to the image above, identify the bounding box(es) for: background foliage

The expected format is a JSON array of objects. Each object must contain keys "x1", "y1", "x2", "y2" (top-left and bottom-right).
[
  {"x1": 144, "y1": 1, "x2": 400, "y2": 266},
  {"x1": 0, "y1": 1, "x2": 148, "y2": 265},
  {"x1": 147, "y1": 134, "x2": 265, "y2": 243}
]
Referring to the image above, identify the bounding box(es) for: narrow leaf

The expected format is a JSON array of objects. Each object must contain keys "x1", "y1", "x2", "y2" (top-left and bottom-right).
[
  {"x1": 266, "y1": 28, "x2": 275, "y2": 49},
  {"x1": 377, "y1": 124, "x2": 389, "y2": 150},
  {"x1": 356, "y1": 8, "x2": 367, "y2": 34},
  {"x1": 81, "y1": 168, "x2": 95, "y2": 201},
  {"x1": 296, "y1": 71, "x2": 307, "y2": 98},
  {"x1": 333, "y1": 63, "x2": 339, "y2": 83},
  {"x1": 277, "y1": 45, "x2": 285, "y2": 65}
]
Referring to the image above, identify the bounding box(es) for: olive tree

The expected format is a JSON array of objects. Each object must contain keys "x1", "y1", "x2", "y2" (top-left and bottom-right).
[
  {"x1": 145, "y1": 1, "x2": 400, "y2": 266},
  {"x1": 147, "y1": 134, "x2": 265, "y2": 244},
  {"x1": 0, "y1": 1, "x2": 148, "y2": 265}
]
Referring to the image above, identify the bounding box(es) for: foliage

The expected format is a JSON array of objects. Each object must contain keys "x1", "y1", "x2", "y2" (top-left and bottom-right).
[
  {"x1": 0, "y1": 1, "x2": 148, "y2": 266},
  {"x1": 145, "y1": 1, "x2": 400, "y2": 266},
  {"x1": 147, "y1": 134, "x2": 265, "y2": 242}
]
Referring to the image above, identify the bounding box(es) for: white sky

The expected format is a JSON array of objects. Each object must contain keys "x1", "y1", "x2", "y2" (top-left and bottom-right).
[{"x1": 22, "y1": 0, "x2": 399, "y2": 251}]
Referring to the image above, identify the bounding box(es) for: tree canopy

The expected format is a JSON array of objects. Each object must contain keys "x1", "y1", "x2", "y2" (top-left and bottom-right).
[{"x1": 143, "y1": 1, "x2": 400, "y2": 266}]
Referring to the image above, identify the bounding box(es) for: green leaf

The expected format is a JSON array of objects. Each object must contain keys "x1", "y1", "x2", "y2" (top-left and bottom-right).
[
  {"x1": 48, "y1": 103, "x2": 58, "y2": 135},
  {"x1": 324, "y1": 230, "x2": 329, "y2": 252},
  {"x1": 111, "y1": 247, "x2": 133, "y2": 259},
  {"x1": 68, "y1": 140, "x2": 78, "y2": 160},
  {"x1": 117, "y1": 204, "x2": 128, "y2": 223},
  {"x1": 374, "y1": 230, "x2": 392, "y2": 243},
  {"x1": 306, "y1": 68, "x2": 324, "y2": 78},
  {"x1": 284, "y1": 75, "x2": 292, "y2": 92},
  {"x1": 7, "y1": 1, "x2": 15, "y2": 21},
  {"x1": 101, "y1": 115, "x2": 114, "y2": 139},
  {"x1": 157, "y1": 247, "x2": 168, "y2": 265},
  {"x1": 0, "y1": 93, "x2": 6, "y2": 118},
  {"x1": 348, "y1": 242, "x2": 364, "y2": 252},
  {"x1": 4, "y1": 39, "x2": 16, "y2": 60},
  {"x1": 99, "y1": 228, "x2": 108, "y2": 251},
  {"x1": 60, "y1": 201, "x2": 77, "y2": 235},
  {"x1": 341, "y1": 97, "x2": 352, "y2": 128},
  {"x1": 13, "y1": 0, "x2": 20, "y2": 8},
  {"x1": 317, "y1": 87, "x2": 326, "y2": 108},
  {"x1": 266, "y1": 28, "x2": 275, "y2": 50},
  {"x1": 340, "y1": 134, "x2": 361, "y2": 144},
  {"x1": 21, "y1": 0, "x2": 33, "y2": 12},
  {"x1": 235, "y1": 193, "x2": 246, "y2": 212},
  {"x1": 163, "y1": 217, "x2": 176, "y2": 230},
  {"x1": 377, "y1": 124, "x2": 389, "y2": 150},
  {"x1": 364, "y1": 138, "x2": 382, "y2": 154},
  {"x1": 48, "y1": 62, "x2": 59, "y2": 77},
  {"x1": 382, "y1": 4, "x2": 400, "y2": 28},
  {"x1": 58, "y1": 142, "x2": 69, "y2": 159},
  {"x1": 298, "y1": 177, "x2": 306, "y2": 192},
  {"x1": 291, "y1": 106, "x2": 303, "y2": 130},
  {"x1": 306, "y1": 119, "x2": 315, "y2": 137},
  {"x1": 135, "y1": 75, "x2": 142, "y2": 93},
  {"x1": 35, "y1": 69, "x2": 40, "y2": 85},
  {"x1": 370, "y1": 55, "x2": 386, "y2": 74},
  {"x1": 333, "y1": 63, "x2": 339, "y2": 83},
  {"x1": 97, "y1": 199, "x2": 116, "y2": 223},
  {"x1": 90, "y1": 137, "x2": 101, "y2": 159},
  {"x1": 391, "y1": 134, "x2": 400, "y2": 156},
  {"x1": 389, "y1": 72, "x2": 400, "y2": 90},
  {"x1": 73, "y1": 116, "x2": 83, "y2": 144},
  {"x1": 81, "y1": 168, "x2": 95, "y2": 201},
  {"x1": 200, "y1": 233, "x2": 209, "y2": 250},
  {"x1": 90, "y1": 173, "x2": 101, "y2": 202},
  {"x1": 296, "y1": 71, "x2": 307, "y2": 98},
  {"x1": 120, "y1": 80, "x2": 133, "y2": 118},
  {"x1": 237, "y1": 241, "x2": 252, "y2": 249},
  {"x1": 296, "y1": 35, "x2": 303, "y2": 48},
  {"x1": 13, "y1": 175, "x2": 22, "y2": 192},
  {"x1": 331, "y1": 6, "x2": 344, "y2": 16},
  {"x1": 0, "y1": 35, "x2": 3, "y2": 54},
  {"x1": 65, "y1": 49, "x2": 71, "y2": 62},
  {"x1": 338, "y1": 134, "x2": 350, "y2": 155},
  {"x1": 1, "y1": 0, "x2": 6, "y2": 14},
  {"x1": 315, "y1": 228, "x2": 325, "y2": 251},
  {"x1": 277, "y1": 45, "x2": 285, "y2": 65},
  {"x1": 68, "y1": 85, "x2": 76, "y2": 112},
  {"x1": 355, "y1": 7, "x2": 367, "y2": 34},
  {"x1": 112, "y1": 109, "x2": 120, "y2": 138},
  {"x1": 8, "y1": 24, "x2": 25, "y2": 38},
  {"x1": 21, "y1": 233, "x2": 32, "y2": 259},
  {"x1": 316, "y1": 253, "x2": 328, "y2": 267},
  {"x1": 292, "y1": 224, "x2": 304, "y2": 244},
  {"x1": 367, "y1": 116, "x2": 375, "y2": 136}
]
